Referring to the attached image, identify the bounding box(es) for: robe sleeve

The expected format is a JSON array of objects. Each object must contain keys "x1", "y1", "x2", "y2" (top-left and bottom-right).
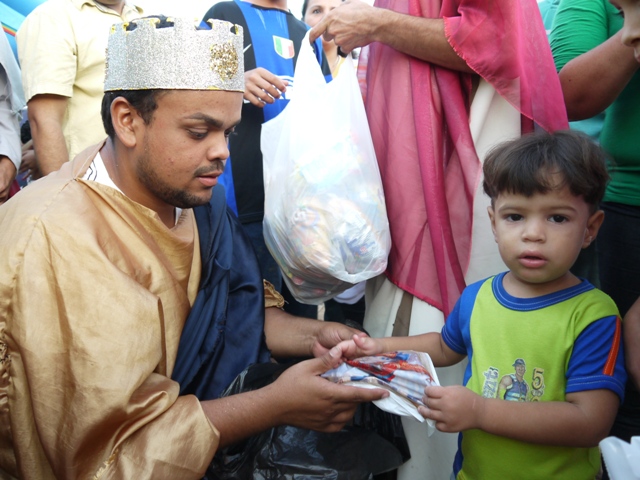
[
  {"x1": 3, "y1": 209, "x2": 219, "y2": 479},
  {"x1": 264, "y1": 280, "x2": 285, "y2": 309}
]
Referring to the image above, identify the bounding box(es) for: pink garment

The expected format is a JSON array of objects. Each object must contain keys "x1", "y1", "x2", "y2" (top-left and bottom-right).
[{"x1": 364, "y1": 0, "x2": 568, "y2": 316}]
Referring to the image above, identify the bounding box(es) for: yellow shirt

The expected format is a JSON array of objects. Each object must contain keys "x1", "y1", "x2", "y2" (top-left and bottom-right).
[{"x1": 16, "y1": 0, "x2": 142, "y2": 161}]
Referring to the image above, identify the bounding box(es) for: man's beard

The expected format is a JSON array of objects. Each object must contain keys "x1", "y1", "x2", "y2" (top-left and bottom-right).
[{"x1": 136, "y1": 139, "x2": 223, "y2": 209}]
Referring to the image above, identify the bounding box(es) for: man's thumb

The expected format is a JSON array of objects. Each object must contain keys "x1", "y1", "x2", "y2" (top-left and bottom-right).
[{"x1": 316, "y1": 346, "x2": 345, "y2": 373}]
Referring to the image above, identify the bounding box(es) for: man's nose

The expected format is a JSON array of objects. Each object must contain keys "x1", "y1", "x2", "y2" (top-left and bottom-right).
[{"x1": 206, "y1": 133, "x2": 230, "y2": 163}]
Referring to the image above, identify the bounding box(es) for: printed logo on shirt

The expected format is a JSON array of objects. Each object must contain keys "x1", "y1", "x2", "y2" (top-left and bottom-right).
[{"x1": 273, "y1": 36, "x2": 295, "y2": 59}]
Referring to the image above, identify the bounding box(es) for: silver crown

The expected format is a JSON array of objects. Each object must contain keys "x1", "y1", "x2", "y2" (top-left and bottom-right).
[{"x1": 104, "y1": 17, "x2": 244, "y2": 93}]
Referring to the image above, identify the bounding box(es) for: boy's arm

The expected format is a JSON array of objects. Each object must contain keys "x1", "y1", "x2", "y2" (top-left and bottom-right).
[
  {"x1": 341, "y1": 332, "x2": 465, "y2": 367},
  {"x1": 624, "y1": 296, "x2": 640, "y2": 390},
  {"x1": 421, "y1": 386, "x2": 619, "y2": 447}
]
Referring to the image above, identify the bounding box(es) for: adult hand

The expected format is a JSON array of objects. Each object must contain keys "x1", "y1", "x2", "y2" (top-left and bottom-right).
[
  {"x1": 19, "y1": 141, "x2": 39, "y2": 181},
  {"x1": 267, "y1": 345, "x2": 389, "y2": 432},
  {"x1": 310, "y1": 321, "x2": 368, "y2": 358},
  {"x1": 0, "y1": 155, "x2": 17, "y2": 204},
  {"x1": 419, "y1": 385, "x2": 485, "y2": 433},
  {"x1": 244, "y1": 68, "x2": 288, "y2": 108},
  {"x1": 309, "y1": 0, "x2": 379, "y2": 54}
]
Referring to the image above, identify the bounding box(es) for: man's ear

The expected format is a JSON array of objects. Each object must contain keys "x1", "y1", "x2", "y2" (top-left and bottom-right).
[
  {"x1": 110, "y1": 97, "x2": 141, "y2": 148},
  {"x1": 583, "y1": 209, "x2": 605, "y2": 249}
]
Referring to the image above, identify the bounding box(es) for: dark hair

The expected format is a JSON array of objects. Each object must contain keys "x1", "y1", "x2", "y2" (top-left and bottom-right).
[
  {"x1": 100, "y1": 15, "x2": 214, "y2": 138},
  {"x1": 302, "y1": 0, "x2": 310, "y2": 18},
  {"x1": 482, "y1": 130, "x2": 610, "y2": 211},
  {"x1": 101, "y1": 90, "x2": 165, "y2": 138}
]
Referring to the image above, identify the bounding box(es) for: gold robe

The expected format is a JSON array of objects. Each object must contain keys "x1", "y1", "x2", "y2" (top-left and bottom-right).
[{"x1": 0, "y1": 144, "x2": 220, "y2": 479}]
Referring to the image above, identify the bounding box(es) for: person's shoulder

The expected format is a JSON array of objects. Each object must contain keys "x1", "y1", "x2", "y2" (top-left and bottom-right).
[
  {"x1": 18, "y1": 0, "x2": 74, "y2": 35},
  {"x1": 463, "y1": 274, "x2": 497, "y2": 297},
  {"x1": 0, "y1": 176, "x2": 87, "y2": 250},
  {"x1": 203, "y1": 1, "x2": 240, "y2": 21},
  {"x1": 578, "y1": 286, "x2": 619, "y2": 313},
  {"x1": 27, "y1": 0, "x2": 74, "y2": 18}
]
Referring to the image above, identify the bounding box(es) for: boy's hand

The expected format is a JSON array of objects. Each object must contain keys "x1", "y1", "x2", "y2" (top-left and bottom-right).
[
  {"x1": 310, "y1": 322, "x2": 368, "y2": 358},
  {"x1": 332, "y1": 334, "x2": 386, "y2": 359},
  {"x1": 419, "y1": 385, "x2": 485, "y2": 433}
]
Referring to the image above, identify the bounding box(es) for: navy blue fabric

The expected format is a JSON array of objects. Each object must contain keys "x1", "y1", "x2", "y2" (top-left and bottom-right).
[
  {"x1": 172, "y1": 185, "x2": 271, "y2": 400},
  {"x1": 203, "y1": 1, "x2": 329, "y2": 222}
]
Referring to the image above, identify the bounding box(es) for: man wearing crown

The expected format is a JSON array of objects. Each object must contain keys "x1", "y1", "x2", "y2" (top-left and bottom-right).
[{"x1": 0, "y1": 16, "x2": 387, "y2": 479}]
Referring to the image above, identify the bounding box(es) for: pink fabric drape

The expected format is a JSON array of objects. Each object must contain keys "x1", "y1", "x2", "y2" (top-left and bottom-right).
[{"x1": 364, "y1": 0, "x2": 568, "y2": 316}]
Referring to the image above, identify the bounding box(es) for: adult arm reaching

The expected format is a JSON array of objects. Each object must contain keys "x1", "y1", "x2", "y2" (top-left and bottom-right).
[{"x1": 308, "y1": 0, "x2": 473, "y2": 73}]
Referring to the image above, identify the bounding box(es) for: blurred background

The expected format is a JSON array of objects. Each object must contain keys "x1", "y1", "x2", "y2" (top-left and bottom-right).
[{"x1": 1, "y1": 0, "x2": 306, "y2": 58}]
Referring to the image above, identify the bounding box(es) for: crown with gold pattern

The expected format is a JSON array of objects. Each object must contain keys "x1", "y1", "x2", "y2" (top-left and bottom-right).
[{"x1": 104, "y1": 16, "x2": 244, "y2": 93}]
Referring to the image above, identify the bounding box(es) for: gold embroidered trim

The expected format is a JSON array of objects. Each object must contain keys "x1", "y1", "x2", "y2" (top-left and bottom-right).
[
  {"x1": 0, "y1": 341, "x2": 9, "y2": 367},
  {"x1": 93, "y1": 449, "x2": 118, "y2": 480},
  {"x1": 264, "y1": 280, "x2": 285, "y2": 309}
]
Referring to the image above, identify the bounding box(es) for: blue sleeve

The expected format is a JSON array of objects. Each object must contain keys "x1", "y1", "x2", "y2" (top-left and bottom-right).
[
  {"x1": 442, "y1": 299, "x2": 466, "y2": 355},
  {"x1": 442, "y1": 280, "x2": 484, "y2": 356},
  {"x1": 566, "y1": 315, "x2": 627, "y2": 401}
]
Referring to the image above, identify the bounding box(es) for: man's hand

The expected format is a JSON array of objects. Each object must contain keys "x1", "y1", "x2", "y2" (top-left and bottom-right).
[
  {"x1": 309, "y1": 0, "x2": 378, "y2": 54},
  {"x1": 203, "y1": 345, "x2": 389, "y2": 447},
  {"x1": 244, "y1": 68, "x2": 288, "y2": 108},
  {"x1": 310, "y1": 321, "x2": 368, "y2": 358},
  {"x1": 266, "y1": 346, "x2": 390, "y2": 432},
  {"x1": 19, "y1": 140, "x2": 40, "y2": 181},
  {"x1": 419, "y1": 385, "x2": 485, "y2": 433},
  {"x1": 0, "y1": 155, "x2": 16, "y2": 204}
]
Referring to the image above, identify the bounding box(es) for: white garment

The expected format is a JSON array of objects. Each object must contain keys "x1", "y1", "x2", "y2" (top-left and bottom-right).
[{"x1": 363, "y1": 80, "x2": 517, "y2": 480}]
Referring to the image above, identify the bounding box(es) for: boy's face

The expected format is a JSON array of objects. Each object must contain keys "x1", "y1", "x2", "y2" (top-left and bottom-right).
[
  {"x1": 488, "y1": 183, "x2": 604, "y2": 297},
  {"x1": 610, "y1": 0, "x2": 640, "y2": 63}
]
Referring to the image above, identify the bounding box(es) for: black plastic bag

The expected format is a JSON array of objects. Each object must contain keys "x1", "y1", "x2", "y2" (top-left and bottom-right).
[{"x1": 205, "y1": 362, "x2": 410, "y2": 479}]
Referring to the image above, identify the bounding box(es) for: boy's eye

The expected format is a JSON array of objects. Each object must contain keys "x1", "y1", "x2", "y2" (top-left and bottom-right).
[
  {"x1": 549, "y1": 215, "x2": 567, "y2": 223},
  {"x1": 505, "y1": 214, "x2": 523, "y2": 222}
]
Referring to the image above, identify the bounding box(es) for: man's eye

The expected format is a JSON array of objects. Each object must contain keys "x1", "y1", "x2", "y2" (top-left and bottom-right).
[
  {"x1": 225, "y1": 129, "x2": 236, "y2": 139},
  {"x1": 189, "y1": 130, "x2": 207, "y2": 139}
]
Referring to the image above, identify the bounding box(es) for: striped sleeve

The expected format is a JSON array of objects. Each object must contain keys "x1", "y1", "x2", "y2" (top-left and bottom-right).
[{"x1": 566, "y1": 315, "x2": 627, "y2": 400}]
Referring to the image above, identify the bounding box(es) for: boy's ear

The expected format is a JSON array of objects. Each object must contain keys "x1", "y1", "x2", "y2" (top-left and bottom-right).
[
  {"x1": 583, "y1": 209, "x2": 605, "y2": 249},
  {"x1": 488, "y1": 206, "x2": 498, "y2": 242}
]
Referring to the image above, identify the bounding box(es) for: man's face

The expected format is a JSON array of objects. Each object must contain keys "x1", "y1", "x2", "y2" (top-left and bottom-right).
[
  {"x1": 610, "y1": 0, "x2": 640, "y2": 62},
  {"x1": 130, "y1": 89, "x2": 242, "y2": 212}
]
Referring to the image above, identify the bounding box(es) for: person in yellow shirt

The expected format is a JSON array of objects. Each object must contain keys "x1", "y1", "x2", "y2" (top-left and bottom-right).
[{"x1": 16, "y1": 0, "x2": 142, "y2": 176}]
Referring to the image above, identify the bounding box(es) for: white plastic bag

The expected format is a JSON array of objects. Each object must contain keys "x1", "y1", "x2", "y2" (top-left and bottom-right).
[{"x1": 261, "y1": 32, "x2": 390, "y2": 304}]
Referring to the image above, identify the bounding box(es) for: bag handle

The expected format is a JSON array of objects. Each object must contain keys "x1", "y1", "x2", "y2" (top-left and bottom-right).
[{"x1": 293, "y1": 30, "x2": 329, "y2": 98}]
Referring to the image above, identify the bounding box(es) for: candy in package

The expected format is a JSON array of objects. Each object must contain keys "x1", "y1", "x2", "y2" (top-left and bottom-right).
[{"x1": 322, "y1": 351, "x2": 440, "y2": 432}]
